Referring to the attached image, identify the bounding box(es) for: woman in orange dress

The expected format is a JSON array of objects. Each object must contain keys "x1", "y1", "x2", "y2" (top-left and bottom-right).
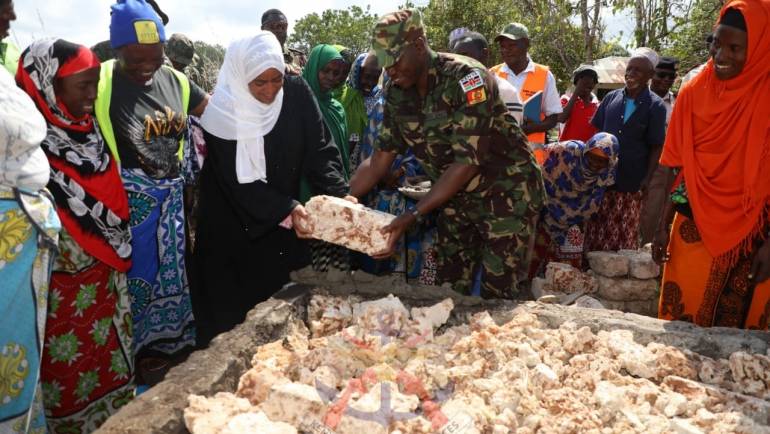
[{"x1": 652, "y1": 0, "x2": 770, "y2": 329}]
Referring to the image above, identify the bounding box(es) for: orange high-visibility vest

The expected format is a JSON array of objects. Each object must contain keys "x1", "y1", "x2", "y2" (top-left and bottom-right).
[{"x1": 491, "y1": 63, "x2": 550, "y2": 164}]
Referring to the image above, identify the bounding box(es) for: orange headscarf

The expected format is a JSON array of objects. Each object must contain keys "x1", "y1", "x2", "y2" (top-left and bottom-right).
[{"x1": 660, "y1": 0, "x2": 770, "y2": 262}]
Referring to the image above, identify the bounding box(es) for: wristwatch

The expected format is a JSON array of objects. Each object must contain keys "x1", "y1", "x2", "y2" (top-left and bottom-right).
[{"x1": 409, "y1": 206, "x2": 422, "y2": 221}]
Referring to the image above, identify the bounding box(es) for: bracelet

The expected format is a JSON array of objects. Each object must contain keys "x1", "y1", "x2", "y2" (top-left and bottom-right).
[{"x1": 409, "y1": 206, "x2": 422, "y2": 220}]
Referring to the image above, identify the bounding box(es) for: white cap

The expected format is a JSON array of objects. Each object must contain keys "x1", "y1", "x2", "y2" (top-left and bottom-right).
[{"x1": 630, "y1": 47, "x2": 659, "y2": 69}]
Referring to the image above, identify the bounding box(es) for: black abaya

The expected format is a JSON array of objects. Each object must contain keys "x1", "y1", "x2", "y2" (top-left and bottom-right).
[{"x1": 192, "y1": 75, "x2": 348, "y2": 345}]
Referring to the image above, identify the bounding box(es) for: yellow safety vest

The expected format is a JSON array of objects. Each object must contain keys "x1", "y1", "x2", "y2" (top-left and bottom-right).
[{"x1": 95, "y1": 59, "x2": 190, "y2": 165}]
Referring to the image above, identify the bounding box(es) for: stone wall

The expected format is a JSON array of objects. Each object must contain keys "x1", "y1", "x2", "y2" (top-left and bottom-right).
[{"x1": 532, "y1": 249, "x2": 661, "y2": 317}]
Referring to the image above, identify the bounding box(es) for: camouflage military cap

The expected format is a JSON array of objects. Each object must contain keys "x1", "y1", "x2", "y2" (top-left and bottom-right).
[
  {"x1": 495, "y1": 23, "x2": 529, "y2": 42},
  {"x1": 371, "y1": 9, "x2": 425, "y2": 69},
  {"x1": 166, "y1": 33, "x2": 195, "y2": 66}
]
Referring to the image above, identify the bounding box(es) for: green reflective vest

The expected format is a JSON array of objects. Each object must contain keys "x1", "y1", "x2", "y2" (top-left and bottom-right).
[
  {"x1": 0, "y1": 39, "x2": 20, "y2": 75},
  {"x1": 95, "y1": 59, "x2": 190, "y2": 165}
]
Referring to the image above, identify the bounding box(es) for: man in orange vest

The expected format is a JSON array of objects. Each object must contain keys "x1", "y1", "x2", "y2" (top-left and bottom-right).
[{"x1": 491, "y1": 23, "x2": 562, "y2": 164}]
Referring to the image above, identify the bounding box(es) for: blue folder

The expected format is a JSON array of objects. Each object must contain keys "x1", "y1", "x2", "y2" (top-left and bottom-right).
[{"x1": 523, "y1": 91, "x2": 543, "y2": 124}]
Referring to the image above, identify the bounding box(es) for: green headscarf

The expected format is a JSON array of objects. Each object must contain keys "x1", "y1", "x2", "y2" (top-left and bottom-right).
[
  {"x1": 300, "y1": 44, "x2": 350, "y2": 201},
  {"x1": 330, "y1": 45, "x2": 354, "y2": 100}
]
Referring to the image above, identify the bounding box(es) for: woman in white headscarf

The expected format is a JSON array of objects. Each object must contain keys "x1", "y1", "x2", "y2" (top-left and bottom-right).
[
  {"x1": 192, "y1": 31, "x2": 349, "y2": 345},
  {"x1": 0, "y1": 65, "x2": 60, "y2": 431}
]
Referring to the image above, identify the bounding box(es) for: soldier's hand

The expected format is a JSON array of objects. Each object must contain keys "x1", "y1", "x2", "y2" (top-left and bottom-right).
[
  {"x1": 285, "y1": 64, "x2": 301, "y2": 76},
  {"x1": 372, "y1": 214, "x2": 415, "y2": 259}
]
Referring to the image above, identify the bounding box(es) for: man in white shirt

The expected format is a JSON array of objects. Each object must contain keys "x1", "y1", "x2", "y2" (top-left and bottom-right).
[
  {"x1": 451, "y1": 31, "x2": 523, "y2": 125},
  {"x1": 490, "y1": 23, "x2": 562, "y2": 163}
]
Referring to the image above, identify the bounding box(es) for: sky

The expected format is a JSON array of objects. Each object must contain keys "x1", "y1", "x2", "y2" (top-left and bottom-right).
[{"x1": 11, "y1": 1, "x2": 633, "y2": 51}]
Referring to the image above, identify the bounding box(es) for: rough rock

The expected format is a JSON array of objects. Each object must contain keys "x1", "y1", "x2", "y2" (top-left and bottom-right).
[
  {"x1": 409, "y1": 298, "x2": 454, "y2": 340},
  {"x1": 627, "y1": 252, "x2": 661, "y2": 279},
  {"x1": 259, "y1": 382, "x2": 327, "y2": 427},
  {"x1": 184, "y1": 393, "x2": 256, "y2": 434},
  {"x1": 352, "y1": 294, "x2": 410, "y2": 333},
  {"x1": 599, "y1": 299, "x2": 627, "y2": 311},
  {"x1": 545, "y1": 262, "x2": 598, "y2": 293},
  {"x1": 101, "y1": 280, "x2": 770, "y2": 434},
  {"x1": 603, "y1": 329, "x2": 660, "y2": 379},
  {"x1": 625, "y1": 300, "x2": 658, "y2": 317},
  {"x1": 335, "y1": 381, "x2": 420, "y2": 434},
  {"x1": 531, "y1": 277, "x2": 558, "y2": 300},
  {"x1": 236, "y1": 367, "x2": 290, "y2": 405},
  {"x1": 574, "y1": 295, "x2": 605, "y2": 309},
  {"x1": 221, "y1": 412, "x2": 297, "y2": 434},
  {"x1": 586, "y1": 251, "x2": 630, "y2": 277},
  {"x1": 185, "y1": 300, "x2": 770, "y2": 433},
  {"x1": 729, "y1": 352, "x2": 770, "y2": 399},
  {"x1": 618, "y1": 249, "x2": 661, "y2": 279},
  {"x1": 596, "y1": 275, "x2": 658, "y2": 301},
  {"x1": 304, "y1": 195, "x2": 395, "y2": 255},
  {"x1": 307, "y1": 294, "x2": 355, "y2": 338}
]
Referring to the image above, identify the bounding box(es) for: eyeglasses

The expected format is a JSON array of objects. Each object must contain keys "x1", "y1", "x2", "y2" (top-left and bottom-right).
[{"x1": 655, "y1": 71, "x2": 676, "y2": 80}]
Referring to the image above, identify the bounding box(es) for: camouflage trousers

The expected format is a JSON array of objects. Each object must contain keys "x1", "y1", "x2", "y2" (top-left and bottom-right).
[{"x1": 435, "y1": 195, "x2": 539, "y2": 300}]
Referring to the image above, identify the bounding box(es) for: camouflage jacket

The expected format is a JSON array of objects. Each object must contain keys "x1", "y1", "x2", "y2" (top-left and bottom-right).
[
  {"x1": 182, "y1": 57, "x2": 217, "y2": 93},
  {"x1": 284, "y1": 46, "x2": 307, "y2": 76},
  {"x1": 377, "y1": 51, "x2": 544, "y2": 214}
]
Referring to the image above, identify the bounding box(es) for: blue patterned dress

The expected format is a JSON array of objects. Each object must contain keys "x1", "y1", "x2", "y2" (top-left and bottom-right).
[
  {"x1": 0, "y1": 67, "x2": 61, "y2": 434},
  {"x1": 353, "y1": 96, "x2": 437, "y2": 281},
  {"x1": 532, "y1": 133, "x2": 619, "y2": 273},
  {"x1": 121, "y1": 168, "x2": 195, "y2": 355}
]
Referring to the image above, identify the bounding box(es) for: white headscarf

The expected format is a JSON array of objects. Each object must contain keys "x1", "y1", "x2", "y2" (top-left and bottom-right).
[
  {"x1": 201, "y1": 31, "x2": 285, "y2": 184},
  {"x1": 0, "y1": 68, "x2": 50, "y2": 191}
]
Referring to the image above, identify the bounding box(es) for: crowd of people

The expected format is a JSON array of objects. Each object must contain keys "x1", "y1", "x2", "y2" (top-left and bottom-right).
[{"x1": 0, "y1": 0, "x2": 768, "y2": 432}]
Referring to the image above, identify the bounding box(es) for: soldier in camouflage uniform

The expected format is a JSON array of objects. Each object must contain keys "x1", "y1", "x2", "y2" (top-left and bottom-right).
[
  {"x1": 350, "y1": 10, "x2": 545, "y2": 299},
  {"x1": 261, "y1": 8, "x2": 306, "y2": 75},
  {"x1": 165, "y1": 33, "x2": 217, "y2": 92},
  {"x1": 166, "y1": 33, "x2": 195, "y2": 71}
]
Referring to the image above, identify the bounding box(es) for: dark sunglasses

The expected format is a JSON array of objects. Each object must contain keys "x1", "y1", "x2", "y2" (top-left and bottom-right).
[{"x1": 655, "y1": 71, "x2": 676, "y2": 80}]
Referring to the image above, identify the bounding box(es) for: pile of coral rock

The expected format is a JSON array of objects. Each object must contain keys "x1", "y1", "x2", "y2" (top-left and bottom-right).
[
  {"x1": 533, "y1": 249, "x2": 661, "y2": 317},
  {"x1": 184, "y1": 294, "x2": 770, "y2": 434}
]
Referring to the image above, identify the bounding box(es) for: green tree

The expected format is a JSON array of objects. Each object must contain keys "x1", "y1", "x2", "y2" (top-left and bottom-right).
[
  {"x1": 421, "y1": 0, "x2": 516, "y2": 52},
  {"x1": 597, "y1": 38, "x2": 631, "y2": 57},
  {"x1": 422, "y1": 0, "x2": 589, "y2": 89},
  {"x1": 288, "y1": 5, "x2": 379, "y2": 55},
  {"x1": 661, "y1": 0, "x2": 720, "y2": 75},
  {"x1": 194, "y1": 40, "x2": 225, "y2": 68},
  {"x1": 191, "y1": 40, "x2": 226, "y2": 92},
  {"x1": 577, "y1": 0, "x2": 606, "y2": 62},
  {"x1": 610, "y1": 0, "x2": 700, "y2": 50}
]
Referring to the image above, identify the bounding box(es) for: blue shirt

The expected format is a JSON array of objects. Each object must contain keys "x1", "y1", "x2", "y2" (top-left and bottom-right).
[
  {"x1": 623, "y1": 97, "x2": 637, "y2": 123},
  {"x1": 591, "y1": 87, "x2": 667, "y2": 193}
]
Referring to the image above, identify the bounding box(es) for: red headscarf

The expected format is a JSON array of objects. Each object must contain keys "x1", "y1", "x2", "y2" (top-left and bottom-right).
[
  {"x1": 660, "y1": 0, "x2": 770, "y2": 262},
  {"x1": 17, "y1": 39, "x2": 132, "y2": 272}
]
